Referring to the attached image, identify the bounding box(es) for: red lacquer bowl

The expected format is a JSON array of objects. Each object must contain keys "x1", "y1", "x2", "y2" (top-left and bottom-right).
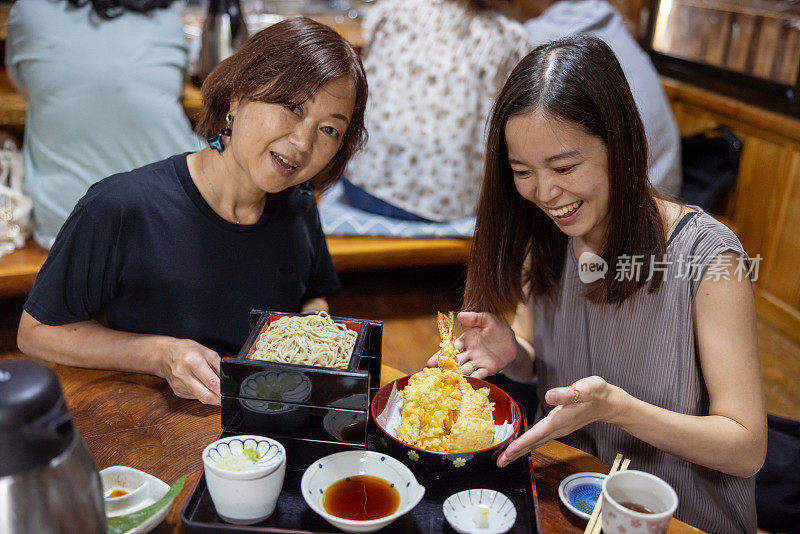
[{"x1": 370, "y1": 375, "x2": 522, "y2": 471}]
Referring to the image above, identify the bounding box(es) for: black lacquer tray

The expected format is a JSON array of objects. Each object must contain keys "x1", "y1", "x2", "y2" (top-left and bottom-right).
[{"x1": 182, "y1": 417, "x2": 538, "y2": 533}]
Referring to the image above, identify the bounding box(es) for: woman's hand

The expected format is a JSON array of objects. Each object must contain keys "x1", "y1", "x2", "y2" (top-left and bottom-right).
[
  {"x1": 157, "y1": 339, "x2": 222, "y2": 406},
  {"x1": 497, "y1": 376, "x2": 622, "y2": 467},
  {"x1": 426, "y1": 311, "x2": 518, "y2": 379}
]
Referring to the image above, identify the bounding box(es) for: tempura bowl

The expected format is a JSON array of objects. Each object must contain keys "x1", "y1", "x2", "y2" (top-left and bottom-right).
[
  {"x1": 370, "y1": 376, "x2": 522, "y2": 471},
  {"x1": 301, "y1": 450, "x2": 425, "y2": 533}
]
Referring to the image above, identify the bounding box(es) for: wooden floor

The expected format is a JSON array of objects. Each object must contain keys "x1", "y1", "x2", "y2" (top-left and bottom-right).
[{"x1": 1, "y1": 265, "x2": 798, "y2": 422}]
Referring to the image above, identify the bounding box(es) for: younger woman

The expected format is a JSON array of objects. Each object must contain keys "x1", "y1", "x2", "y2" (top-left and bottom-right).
[
  {"x1": 18, "y1": 18, "x2": 368, "y2": 406},
  {"x1": 432, "y1": 36, "x2": 765, "y2": 532}
]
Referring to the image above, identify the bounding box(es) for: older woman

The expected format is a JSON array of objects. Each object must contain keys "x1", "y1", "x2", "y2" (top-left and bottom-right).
[
  {"x1": 17, "y1": 18, "x2": 368, "y2": 407},
  {"x1": 430, "y1": 36, "x2": 765, "y2": 532}
]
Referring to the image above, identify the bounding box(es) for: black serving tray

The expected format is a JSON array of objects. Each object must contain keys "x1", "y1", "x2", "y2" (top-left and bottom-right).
[{"x1": 182, "y1": 412, "x2": 537, "y2": 533}]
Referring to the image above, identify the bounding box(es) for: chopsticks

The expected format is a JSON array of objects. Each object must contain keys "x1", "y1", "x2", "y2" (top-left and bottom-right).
[{"x1": 584, "y1": 453, "x2": 631, "y2": 534}]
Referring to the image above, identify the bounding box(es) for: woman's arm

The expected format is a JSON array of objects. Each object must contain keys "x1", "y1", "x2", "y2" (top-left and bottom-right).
[
  {"x1": 499, "y1": 253, "x2": 767, "y2": 477},
  {"x1": 17, "y1": 311, "x2": 221, "y2": 405}
]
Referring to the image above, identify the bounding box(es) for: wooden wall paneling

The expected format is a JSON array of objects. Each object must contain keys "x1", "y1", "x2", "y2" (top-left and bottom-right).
[
  {"x1": 726, "y1": 12, "x2": 757, "y2": 72},
  {"x1": 758, "y1": 151, "x2": 800, "y2": 310},
  {"x1": 778, "y1": 25, "x2": 800, "y2": 85},
  {"x1": 756, "y1": 290, "x2": 800, "y2": 345},
  {"x1": 730, "y1": 134, "x2": 785, "y2": 257},
  {"x1": 662, "y1": 1, "x2": 686, "y2": 55},
  {"x1": 662, "y1": 77, "x2": 800, "y2": 142},
  {"x1": 703, "y1": 9, "x2": 731, "y2": 68},
  {"x1": 683, "y1": 5, "x2": 706, "y2": 61},
  {"x1": 668, "y1": 101, "x2": 715, "y2": 136},
  {"x1": 752, "y1": 16, "x2": 781, "y2": 79}
]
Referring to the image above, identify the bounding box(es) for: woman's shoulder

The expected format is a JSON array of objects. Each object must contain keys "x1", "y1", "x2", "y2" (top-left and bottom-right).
[
  {"x1": 79, "y1": 155, "x2": 184, "y2": 212},
  {"x1": 667, "y1": 210, "x2": 750, "y2": 281}
]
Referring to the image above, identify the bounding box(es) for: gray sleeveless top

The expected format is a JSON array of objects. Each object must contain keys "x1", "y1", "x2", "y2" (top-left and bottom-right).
[{"x1": 532, "y1": 211, "x2": 757, "y2": 533}]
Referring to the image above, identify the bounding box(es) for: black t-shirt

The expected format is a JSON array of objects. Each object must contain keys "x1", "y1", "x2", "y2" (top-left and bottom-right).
[{"x1": 24, "y1": 154, "x2": 340, "y2": 356}]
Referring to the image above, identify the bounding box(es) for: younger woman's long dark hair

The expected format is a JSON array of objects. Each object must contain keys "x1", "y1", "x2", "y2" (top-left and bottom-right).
[
  {"x1": 464, "y1": 35, "x2": 666, "y2": 315},
  {"x1": 66, "y1": 0, "x2": 174, "y2": 18}
]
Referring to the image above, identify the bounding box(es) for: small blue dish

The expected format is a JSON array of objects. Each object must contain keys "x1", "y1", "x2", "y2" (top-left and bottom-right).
[{"x1": 557, "y1": 472, "x2": 605, "y2": 520}]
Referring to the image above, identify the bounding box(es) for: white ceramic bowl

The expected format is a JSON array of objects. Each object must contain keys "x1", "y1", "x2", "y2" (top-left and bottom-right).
[
  {"x1": 100, "y1": 465, "x2": 149, "y2": 515},
  {"x1": 301, "y1": 450, "x2": 425, "y2": 533},
  {"x1": 558, "y1": 472, "x2": 606, "y2": 520},
  {"x1": 99, "y1": 466, "x2": 171, "y2": 518},
  {"x1": 443, "y1": 489, "x2": 517, "y2": 534},
  {"x1": 202, "y1": 435, "x2": 286, "y2": 525}
]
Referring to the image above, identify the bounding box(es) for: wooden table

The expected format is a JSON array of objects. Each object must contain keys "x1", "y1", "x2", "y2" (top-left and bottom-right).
[{"x1": 1, "y1": 356, "x2": 700, "y2": 533}]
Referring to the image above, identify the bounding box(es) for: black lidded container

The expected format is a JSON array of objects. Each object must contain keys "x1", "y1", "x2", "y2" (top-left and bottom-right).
[
  {"x1": 0, "y1": 360, "x2": 74, "y2": 477},
  {"x1": 220, "y1": 310, "x2": 383, "y2": 447}
]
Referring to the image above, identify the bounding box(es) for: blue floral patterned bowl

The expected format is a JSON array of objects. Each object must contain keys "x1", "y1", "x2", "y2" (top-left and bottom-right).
[
  {"x1": 301, "y1": 450, "x2": 425, "y2": 533},
  {"x1": 558, "y1": 472, "x2": 606, "y2": 520}
]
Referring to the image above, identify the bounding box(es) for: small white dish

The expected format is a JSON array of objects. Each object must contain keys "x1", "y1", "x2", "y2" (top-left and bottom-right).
[
  {"x1": 202, "y1": 435, "x2": 286, "y2": 525},
  {"x1": 301, "y1": 450, "x2": 425, "y2": 533},
  {"x1": 558, "y1": 472, "x2": 606, "y2": 520},
  {"x1": 443, "y1": 489, "x2": 517, "y2": 534},
  {"x1": 99, "y1": 466, "x2": 173, "y2": 533}
]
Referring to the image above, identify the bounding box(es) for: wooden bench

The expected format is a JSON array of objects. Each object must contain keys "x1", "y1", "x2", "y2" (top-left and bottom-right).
[{"x1": 0, "y1": 236, "x2": 472, "y2": 297}]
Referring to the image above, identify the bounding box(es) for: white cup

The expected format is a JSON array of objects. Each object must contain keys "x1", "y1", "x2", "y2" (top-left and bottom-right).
[
  {"x1": 601, "y1": 470, "x2": 678, "y2": 534},
  {"x1": 202, "y1": 435, "x2": 287, "y2": 525}
]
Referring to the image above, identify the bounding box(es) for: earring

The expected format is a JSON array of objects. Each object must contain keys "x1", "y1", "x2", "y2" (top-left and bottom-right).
[
  {"x1": 208, "y1": 112, "x2": 234, "y2": 153},
  {"x1": 299, "y1": 181, "x2": 315, "y2": 196}
]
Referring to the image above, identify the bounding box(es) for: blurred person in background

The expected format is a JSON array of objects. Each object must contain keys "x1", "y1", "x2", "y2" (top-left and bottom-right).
[
  {"x1": 341, "y1": 0, "x2": 529, "y2": 222},
  {"x1": 6, "y1": 0, "x2": 205, "y2": 249},
  {"x1": 522, "y1": 0, "x2": 682, "y2": 195}
]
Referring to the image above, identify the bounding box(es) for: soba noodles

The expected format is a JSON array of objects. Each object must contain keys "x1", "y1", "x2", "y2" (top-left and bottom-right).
[{"x1": 249, "y1": 312, "x2": 357, "y2": 368}]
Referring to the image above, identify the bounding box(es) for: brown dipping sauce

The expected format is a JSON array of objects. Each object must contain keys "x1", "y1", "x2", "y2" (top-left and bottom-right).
[
  {"x1": 619, "y1": 501, "x2": 655, "y2": 514},
  {"x1": 322, "y1": 475, "x2": 400, "y2": 520},
  {"x1": 107, "y1": 489, "x2": 128, "y2": 498}
]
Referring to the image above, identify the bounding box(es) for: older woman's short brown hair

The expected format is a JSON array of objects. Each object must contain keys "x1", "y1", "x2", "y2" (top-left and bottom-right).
[{"x1": 196, "y1": 17, "x2": 368, "y2": 191}]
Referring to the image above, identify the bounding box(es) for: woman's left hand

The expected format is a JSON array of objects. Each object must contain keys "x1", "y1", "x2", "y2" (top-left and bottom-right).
[{"x1": 497, "y1": 376, "x2": 623, "y2": 467}]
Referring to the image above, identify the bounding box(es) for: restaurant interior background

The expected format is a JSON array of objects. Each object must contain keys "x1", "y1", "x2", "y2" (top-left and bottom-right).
[{"x1": 0, "y1": 0, "x2": 798, "y2": 458}]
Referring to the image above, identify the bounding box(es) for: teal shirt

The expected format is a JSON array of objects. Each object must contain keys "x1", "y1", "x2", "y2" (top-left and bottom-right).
[{"x1": 7, "y1": 0, "x2": 205, "y2": 246}]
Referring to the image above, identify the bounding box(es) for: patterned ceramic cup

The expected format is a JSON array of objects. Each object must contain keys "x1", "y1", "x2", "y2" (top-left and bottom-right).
[
  {"x1": 601, "y1": 470, "x2": 678, "y2": 534},
  {"x1": 202, "y1": 435, "x2": 286, "y2": 525}
]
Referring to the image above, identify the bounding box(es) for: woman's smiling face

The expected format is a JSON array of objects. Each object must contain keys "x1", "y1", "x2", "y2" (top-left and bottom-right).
[
  {"x1": 505, "y1": 112, "x2": 611, "y2": 248},
  {"x1": 226, "y1": 77, "x2": 356, "y2": 193}
]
